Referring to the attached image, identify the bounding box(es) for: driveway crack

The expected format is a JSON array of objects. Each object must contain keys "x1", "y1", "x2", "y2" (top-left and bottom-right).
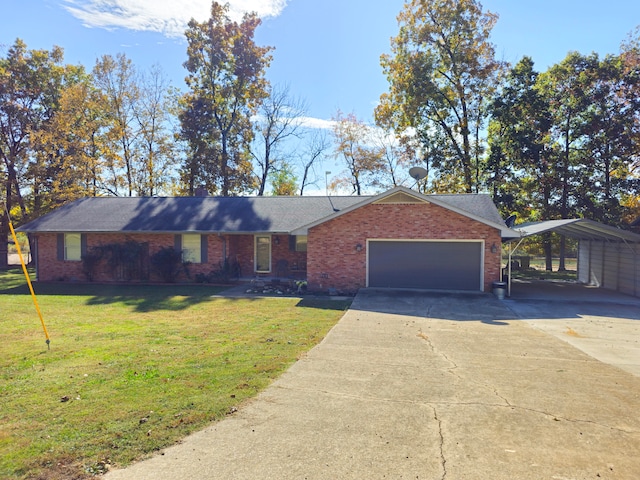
[
  {"x1": 492, "y1": 387, "x2": 513, "y2": 407},
  {"x1": 273, "y1": 384, "x2": 637, "y2": 435},
  {"x1": 416, "y1": 329, "x2": 517, "y2": 409},
  {"x1": 432, "y1": 405, "x2": 447, "y2": 480},
  {"x1": 417, "y1": 329, "x2": 460, "y2": 378}
]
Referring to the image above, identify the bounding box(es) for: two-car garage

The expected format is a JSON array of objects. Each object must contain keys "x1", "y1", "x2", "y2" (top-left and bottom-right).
[
  {"x1": 297, "y1": 187, "x2": 514, "y2": 293},
  {"x1": 367, "y1": 240, "x2": 484, "y2": 291}
]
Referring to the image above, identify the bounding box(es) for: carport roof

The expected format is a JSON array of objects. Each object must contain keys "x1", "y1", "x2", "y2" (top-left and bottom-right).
[{"x1": 512, "y1": 218, "x2": 640, "y2": 243}]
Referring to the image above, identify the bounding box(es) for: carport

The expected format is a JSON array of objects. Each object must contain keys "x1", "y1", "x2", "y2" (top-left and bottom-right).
[{"x1": 505, "y1": 218, "x2": 640, "y2": 298}]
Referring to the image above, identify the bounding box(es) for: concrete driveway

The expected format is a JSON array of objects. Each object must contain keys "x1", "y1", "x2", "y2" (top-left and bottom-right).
[
  {"x1": 506, "y1": 279, "x2": 640, "y2": 377},
  {"x1": 105, "y1": 288, "x2": 640, "y2": 480}
]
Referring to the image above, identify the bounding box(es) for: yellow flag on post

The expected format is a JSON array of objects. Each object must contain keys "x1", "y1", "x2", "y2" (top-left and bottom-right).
[{"x1": 4, "y1": 206, "x2": 50, "y2": 349}]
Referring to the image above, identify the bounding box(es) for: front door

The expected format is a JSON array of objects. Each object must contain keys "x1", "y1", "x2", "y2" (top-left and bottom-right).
[{"x1": 255, "y1": 235, "x2": 271, "y2": 273}]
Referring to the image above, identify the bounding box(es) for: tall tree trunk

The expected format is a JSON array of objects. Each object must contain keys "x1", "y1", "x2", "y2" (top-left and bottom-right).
[
  {"x1": 221, "y1": 151, "x2": 229, "y2": 196},
  {"x1": 0, "y1": 176, "x2": 11, "y2": 270},
  {"x1": 124, "y1": 143, "x2": 133, "y2": 197},
  {"x1": 257, "y1": 139, "x2": 271, "y2": 196},
  {"x1": 0, "y1": 230, "x2": 8, "y2": 269},
  {"x1": 543, "y1": 232, "x2": 553, "y2": 271},
  {"x1": 558, "y1": 117, "x2": 571, "y2": 271},
  {"x1": 474, "y1": 105, "x2": 482, "y2": 194},
  {"x1": 460, "y1": 90, "x2": 473, "y2": 193},
  {"x1": 221, "y1": 132, "x2": 229, "y2": 196},
  {"x1": 258, "y1": 162, "x2": 268, "y2": 196},
  {"x1": 558, "y1": 235, "x2": 566, "y2": 271}
]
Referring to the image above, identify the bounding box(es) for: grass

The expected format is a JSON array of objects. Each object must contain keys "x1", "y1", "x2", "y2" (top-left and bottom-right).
[
  {"x1": 0, "y1": 269, "x2": 351, "y2": 479},
  {"x1": 506, "y1": 255, "x2": 578, "y2": 282}
]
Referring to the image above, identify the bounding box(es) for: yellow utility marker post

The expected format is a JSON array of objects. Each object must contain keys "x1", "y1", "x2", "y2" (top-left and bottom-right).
[{"x1": 4, "y1": 206, "x2": 50, "y2": 349}]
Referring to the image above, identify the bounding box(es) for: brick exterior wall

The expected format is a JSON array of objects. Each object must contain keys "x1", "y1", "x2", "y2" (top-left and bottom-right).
[
  {"x1": 35, "y1": 233, "x2": 224, "y2": 283},
  {"x1": 227, "y1": 235, "x2": 307, "y2": 280},
  {"x1": 33, "y1": 202, "x2": 501, "y2": 291},
  {"x1": 34, "y1": 232, "x2": 308, "y2": 283},
  {"x1": 306, "y1": 202, "x2": 502, "y2": 293}
]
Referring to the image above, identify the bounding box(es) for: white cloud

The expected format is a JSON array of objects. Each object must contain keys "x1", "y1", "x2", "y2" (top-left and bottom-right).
[
  {"x1": 249, "y1": 114, "x2": 335, "y2": 131},
  {"x1": 61, "y1": 0, "x2": 288, "y2": 38},
  {"x1": 298, "y1": 117, "x2": 336, "y2": 130},
  {"x1": 297, "y1": 116, "x2": 401, "y2": 147}
]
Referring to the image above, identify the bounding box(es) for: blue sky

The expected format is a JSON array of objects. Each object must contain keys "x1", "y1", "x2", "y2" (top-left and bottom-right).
[
  {"x1": 2, "y1": 1, "x2": 640, "y2": 194},
  {"x1": 3, "y1": 0, "x2": 639, "y2": 126}
]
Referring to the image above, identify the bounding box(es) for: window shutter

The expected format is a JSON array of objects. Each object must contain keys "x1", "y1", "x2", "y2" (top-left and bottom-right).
[
  {"x1": 57, "y1": 234, "x2": 64, "y2": 261},
  {"x1": 81, "y1": 234, "x2": 88, "y2": 258},
  {"x1": 289, "y1": 235, "x2": 296, "y2": 251},
  {"x1": 174, "y1": 234, "x2": 182, "y2": 252},
  {"x1": 200, "y1": 235, "x2": 208, "y2": 263}
]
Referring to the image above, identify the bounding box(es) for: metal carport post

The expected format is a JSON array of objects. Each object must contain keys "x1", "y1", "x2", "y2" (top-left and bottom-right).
[{"x1": 504, "y1": 235, "x2": 527, "y2": 297}]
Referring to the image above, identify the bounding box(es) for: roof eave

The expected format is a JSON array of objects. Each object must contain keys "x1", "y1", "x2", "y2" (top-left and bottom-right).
[{"x1": 18, "y1": 229, "x2": 291, "y2": 235}]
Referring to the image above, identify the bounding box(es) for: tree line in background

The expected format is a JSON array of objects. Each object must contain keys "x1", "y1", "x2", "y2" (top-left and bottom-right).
[
  {"x1": 0, "y1": 3, "x2": 333, "y2": 266},
  {"x1": 375, "y1": 0, "x2": 640, "y2": 269},
  {"x1": 2, "y1": 0, "x2": 640, "y2": 268},
  {"x1": 378, "y1": 0, "x2": 640, "y2": 227}
]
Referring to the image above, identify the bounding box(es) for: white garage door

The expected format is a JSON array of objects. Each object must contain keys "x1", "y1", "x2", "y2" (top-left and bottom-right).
[{"x1": 368, "y1": 241, "x2": 483, "y2": 291}]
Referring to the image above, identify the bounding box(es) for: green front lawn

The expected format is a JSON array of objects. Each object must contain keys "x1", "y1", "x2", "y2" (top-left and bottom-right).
[
  {"x1": 507, "y1": 256, "x2": 578, "y2": 281},
  {"x1": 0, "y1": 269, "x2": 350, "y2": 479}
]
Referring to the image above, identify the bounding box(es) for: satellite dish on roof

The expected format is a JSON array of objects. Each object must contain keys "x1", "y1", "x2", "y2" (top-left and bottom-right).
[
  {"x1": 505, "y1": 214, "x2": 517, "y2": 228},
  {"x1": 409, "y1": 166, "x2": 428, "y2": 181}
]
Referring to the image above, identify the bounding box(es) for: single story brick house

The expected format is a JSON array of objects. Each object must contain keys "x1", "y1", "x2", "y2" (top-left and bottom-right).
[{"x1": 17, "y1": 186, "x2": 517, "y2": 293}]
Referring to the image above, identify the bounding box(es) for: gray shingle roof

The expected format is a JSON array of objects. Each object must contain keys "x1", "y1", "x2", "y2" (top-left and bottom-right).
[
  {"x1": 428, "y1": 194, "x2": 506, "y2": 225},
  {"x1": 18, "y1": 196, "x2": 366, "y2": 233},
  {"x1": 18, "y1": 189, "x2": 508, "y2": 234}
]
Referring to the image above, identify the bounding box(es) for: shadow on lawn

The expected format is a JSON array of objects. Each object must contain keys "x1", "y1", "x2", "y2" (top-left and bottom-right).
[
  {"x1": 85, "y1": 294, "x2": 352, "y2": 314},
  {"x1": 0, "y1": 278, "x2": 228, "y2": 312},
  {"x1": 84, "y1": 291, "x2": 215, "y2": 312},
  {"x1": 0, "y1": 272, "x2": 353, "y2": 313}
]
